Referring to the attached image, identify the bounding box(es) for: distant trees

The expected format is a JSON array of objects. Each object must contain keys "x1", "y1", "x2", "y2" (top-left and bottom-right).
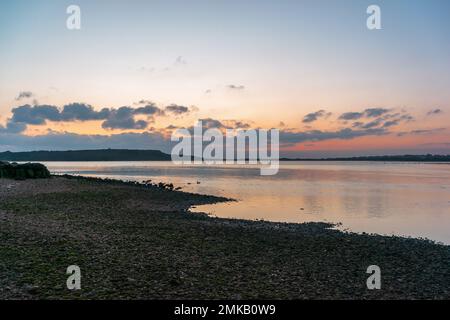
[
  {"x1": 0, "y1": 149, "x2": 171, "y2": 162},
  {"x1": 0, "y1": 162, "x2": 51, "y2": 179}
]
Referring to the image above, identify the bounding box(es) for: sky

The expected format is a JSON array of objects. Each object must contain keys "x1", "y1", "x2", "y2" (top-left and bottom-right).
[{"x1": 1, "y1": 0, "x2": 450, "y2": 157}]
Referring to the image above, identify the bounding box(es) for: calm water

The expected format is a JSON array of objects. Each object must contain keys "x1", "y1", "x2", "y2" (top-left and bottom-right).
[{"x1": 43, "y1": 161, "x2": 450, "y2": 244}]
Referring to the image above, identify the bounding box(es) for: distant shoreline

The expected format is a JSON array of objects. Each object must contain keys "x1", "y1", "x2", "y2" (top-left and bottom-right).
[{"x1": 7, "y1": 159, "x2": 450, "y2": 164}]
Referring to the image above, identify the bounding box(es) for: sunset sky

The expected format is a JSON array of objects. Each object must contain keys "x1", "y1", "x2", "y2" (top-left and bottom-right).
[{"x1": 1, "y1": 0, "x2": 450, "y2": 157}]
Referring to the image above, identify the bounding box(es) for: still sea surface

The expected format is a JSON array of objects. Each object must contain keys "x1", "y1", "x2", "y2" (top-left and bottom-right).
[{"x1": 43, "y1": 161, "x2": 450, "y2": 244}]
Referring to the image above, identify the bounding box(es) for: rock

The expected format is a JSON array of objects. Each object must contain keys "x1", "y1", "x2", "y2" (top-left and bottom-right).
[{"x1": 0, "y1": 161, "x2": 51, "y2": 180}]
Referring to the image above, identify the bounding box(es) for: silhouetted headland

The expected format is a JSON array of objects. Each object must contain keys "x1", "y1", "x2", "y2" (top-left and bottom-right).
[{"x1": 0, "y1": 149, "x2": 171, "y2": 162}]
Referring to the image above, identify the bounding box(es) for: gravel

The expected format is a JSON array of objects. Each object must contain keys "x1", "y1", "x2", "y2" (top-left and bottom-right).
[{"x1": 0, "y1": 176, "x2": 449, "y2": 299}]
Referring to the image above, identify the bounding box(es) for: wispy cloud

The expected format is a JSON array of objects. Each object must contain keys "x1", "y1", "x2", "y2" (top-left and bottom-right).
[
  {"x1": 397, "y1": 128, "x2": 446, "y2": 137},
  {"x1": 15, "y1": 91, "x2": 34, "y2": 101},
  {"x1": 302, "y1": 110, "x2": 331, "y2": 123},
  {"x1": 280, "y1": 128, "x2": 388, "y2": 147},
  {"x1": 174, "y1": 56, "x2": 187, "y2": 66},
  {"x1": 6, "y1": 102, "x2": 169, "y2": 132},
  {"x1": 427, "y1": 108, "x2": 443, "y2": 116},
  {"x1": 164, "y1": 104, "x2": 190, "y2": 115},
  {"x1": 227, "y1": 84, "x2": 245, "y2": 90}
]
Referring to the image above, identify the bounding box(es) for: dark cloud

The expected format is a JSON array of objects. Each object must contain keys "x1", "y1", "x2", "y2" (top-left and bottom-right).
[
  {"x1": 382, "y1": 120, "x2": 400, "y2": 128},
  {"x1": 11, "y1": 104, "x2": 61, "y2": 125},
  {"x1": 352, "y1": 121, "x2": 364, "y2": 128},
  {"x1": 60, "y1": 103, "x2": 111, "y2": 121},
  {"x1": 0, "y1": 121, "x2": 27, "y2": 134},
  {"x1": 134, "y1": 99, "x2": 154, "y2": 105},
  {"x1": 339, "y1": 112, "x2": 364, "y2": 120},
  {"x1": 360, "y1": 118, "x2": 383, "y2": 129},
  {"x1": 135, "y1": 104, "x2": 164, "y2": 116},
  {"x1": 280, "y1": 128, "x2": 387, "y2": 146},
  {"x1": 353, "y1": 117, "x2": 396, "y2": 129},
  {"x1": 427, "y1": 109, "x2": 442, "y2": 116},
  {"x1": 302, "y1": 110, "x2": 331, "y2": 123},
  {"x1": 223, "y1": 120, "x2": 251, "y2": 129},
  {"x1": 188, "y1": 118, "x2": 252, "y2": 130},
  {"x1": 399, "y1": 114, "x2": 415, "y2": 122},
  {"x1": 364, "y1": 108, "x2": 390, "y2": 118},
  {"x1": 164, "y1": 104, "x2": 190, "y2": 115},
  {"x1": 15, "y1": 91, "x2": 34, "y2": 101},
  {"x1": 339, "y1": 108, "x2": 390, "y2": 121},
  {"x1": 340, "y1": 108, "x2": 413, "y2": 130},
  {"x1": 198, "y1": 118, "x2": 225, "y2": 129},
  {"x1": 11, "y1": 103, "x2": 109, "y2": 125},
  {"x1": 419, "y1": 142, "x2": 450, "y2": 147},
  {"x1": 409, "y1": 128, "x2": 446, "y2": 135},
  {"x1": 101, "y1": 107, "x2": 148, "y2": 130},
  {"x1": 7, "y1": 102, "x2": 169, "y2": 131}
]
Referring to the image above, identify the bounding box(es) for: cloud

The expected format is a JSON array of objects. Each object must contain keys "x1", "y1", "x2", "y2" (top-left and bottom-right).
[
  {"x1": 11, "y1": 104, "x2": 61, "y2": 125},
  {"x1": 7, "y1": 102, "x2": 168, "y2": 131},
  {"x1": 339, "y1": 108, "x2": 413, "y2": 130},
  {"x1": 408, "y1": 128, "x2": 446, "y2": 135},
  {"x1": 382, "y1": 120, "x2": 400, "y2": 128},
  {"x1": 280, "y1": 128, "x2": 388, "y2": 146},
  {"x1": 339, "y1": 108, "x2": 390, "y2": 121},
  {"x1": 302, "y1": 110, "x2": 331, "y2": 123},
  {"x1": 134, "y1": 99, "x2": 154, "y2": 105},
  {"x1": 15, "y1": 91, "x2": 34, "y2": 101},
  {"x1": 11, "y1": 103, "x2": 110, "y2": 125},
  {"x1": 397, "y1": 128, "x2": 446, "y2": 137},
  {"x1": 198, "y1": 118, "x2": 225, "y2": 129},
  {"x1": 227, "y1": 84, "x2": 245, "y2": 90},
  {"x1": 174, "y1": 56, "x2": 187, "y2": 66},
  {"x1": 222, "y1": 120, "x2": 251, "y2": 129},
  {"x1": 60, "y1": 103, "x2": 111, "y2": 121},
  {"x1": 339, "y1": 112, "x2": 364, "y2": 121},
  {"x1": 419, "y1": 142, "x2": 450, "y2": 147},
  {"x1": 0, "y1": 121, "x2": 27, "y2": 134},
  {"x1": 188, "y1": 118, "x2": 252, "y2": 130},
  {"x1": 135, "y1": 103, "x2": 164, "y2": 116},
  {"x1": 364, "y1": 108, "x2": 390, "y2": 118},
  {"x1": 352, "y1": 121, "x2": 364, "y2": 128},
  {"x1": 427, "y1": 109, "x2": 442, "y2": 116},
  {"x1": 359, "y1": 118, "x2": 383, "y2": 129},
  {"x1": 399, "y1": 114, "x2": 415, "y2": 122},
  {"x1": 101, "y1": 107, "x2": 149, "y2": 130}
]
